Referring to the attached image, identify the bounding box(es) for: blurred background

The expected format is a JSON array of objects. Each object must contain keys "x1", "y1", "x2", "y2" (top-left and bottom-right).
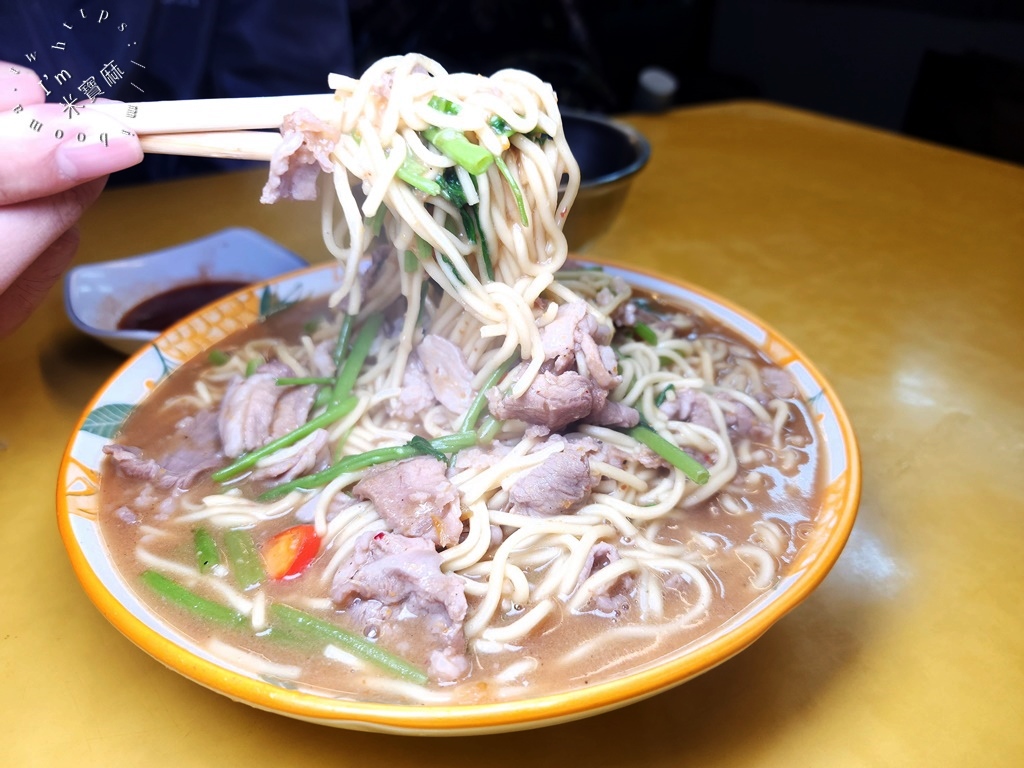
[
  {"x1": 353, "y1": 0, "x2": 1024, "y2": 166},
  {"x1": 4, "y1": 0, "x2": 1023, "y2": 179}
]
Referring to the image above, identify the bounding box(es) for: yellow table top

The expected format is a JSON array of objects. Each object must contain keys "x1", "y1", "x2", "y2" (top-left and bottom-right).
[{"x1": 2, "y1": 101, "x2": 1022, "y2": 766}]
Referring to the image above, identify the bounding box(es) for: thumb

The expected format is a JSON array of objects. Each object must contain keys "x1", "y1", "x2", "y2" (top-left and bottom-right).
[{"x1": 0, "y1": 102, "x2": 142, "y2": 205}]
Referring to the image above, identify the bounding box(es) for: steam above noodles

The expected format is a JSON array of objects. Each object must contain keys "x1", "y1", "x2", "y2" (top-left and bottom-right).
[{"x1": 99, "y1": 54, "x2": 824, "y2": 701}]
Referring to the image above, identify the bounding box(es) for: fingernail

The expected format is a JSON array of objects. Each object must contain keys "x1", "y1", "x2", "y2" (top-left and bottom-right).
[{"x1": 56, "y1": 119, "x2": 143, "y2": 181}]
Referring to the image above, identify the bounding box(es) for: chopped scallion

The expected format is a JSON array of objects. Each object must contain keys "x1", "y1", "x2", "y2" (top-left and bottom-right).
[
  {"x1": 331, "y1": 312, "x2": 383, "y2": 406},
  {"x1": 397, "y1": 153, "x2": 441, "y2": 196},
  {"x1": 223, "y1": 528, "x2": 264, "y2": 591},
  {"x1": 406, "y1": 435, "x2": 449, "y2": 466},
  {"x1": 634, "y1": 322, "x2": 658, "y2": 345},
  {"x1": 460, "y1": 355, "x2": 519, "y2": 432},
  {"x1": 427, "y1": 95, "x2": 461, "y2": 116},
  {"x1": 141, "y1": 570, "x2": 247, "y2": 627},
  {"x1": 495, "y1": 155, "x2": 528, "y2": 226},
  {"x1": 259, "y1": 431, "x2": 478, "y2": 501},
  {"x1": 367, "y1": 205, "x2": 387, "y2": 237},
  {"x1": 423, "y1": 126, "x2": 494, "y2": 175},
  {"x1": 211, "y1": 395, "x2": 358, "y2": 483},
  {"x1": 655, "y1": 384, "x2": 675, "y2": 407},
  {"x1": 488, "y1": 115, "x2": 513, "y2": 137},
  {"x1": 269, "y1": 604, "x2": 428, "y2": 684},
  {"x1": 208, "y1": 349, "x2": 231, "y2": 366},
  {"x1": 620, "y1": 423, "x2": 710, "y2": 485},
  {"x1": 193, "y1": 528, "x2": 220, "y2": 574},
  {"x1": 331, "y1": 314, "x2": 355, "y2": 368},
  {"x1": 275, "y1": 376, "x2": 334, "y2": 387}
]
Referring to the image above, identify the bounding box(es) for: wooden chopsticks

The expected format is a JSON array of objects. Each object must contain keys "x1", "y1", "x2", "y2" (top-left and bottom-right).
[
  {"x1": 136, "y1": 131, "x2": 284, "y2": 161},
  {"x1": 87, "y1": 93, "x2": 341, "y2": 160}
]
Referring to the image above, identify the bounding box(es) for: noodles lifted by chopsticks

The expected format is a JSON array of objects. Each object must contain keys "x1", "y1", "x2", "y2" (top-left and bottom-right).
[{"x1": 264, "y1": 53, "x2": 581, "y2": 394}]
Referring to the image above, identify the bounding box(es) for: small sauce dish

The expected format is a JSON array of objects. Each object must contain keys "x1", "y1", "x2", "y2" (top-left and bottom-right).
[{"x1": 64, "y1": 228, "x2": 308, "y2": 354}]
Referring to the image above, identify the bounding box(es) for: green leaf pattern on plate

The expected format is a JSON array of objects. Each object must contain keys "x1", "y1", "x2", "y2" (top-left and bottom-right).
[
  {"x1": 259, "y1": 285, "x2": 302, "y2": 321},
  {"x1": 81, "y1": 403, "x2": 135, "y2": 438}
]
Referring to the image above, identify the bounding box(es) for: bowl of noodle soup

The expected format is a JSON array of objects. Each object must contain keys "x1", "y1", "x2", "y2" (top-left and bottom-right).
[
  {"x1": 57, "y1": 54, "x2": 859, "y2": 735},
  {"x1": 58, "y1": 258, "x2": 859, "y2": 735}
]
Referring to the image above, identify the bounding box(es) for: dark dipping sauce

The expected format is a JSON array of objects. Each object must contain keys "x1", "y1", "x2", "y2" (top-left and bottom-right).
[{"x1": 118, "y1": 281, "x2": 249, "y2": 332}]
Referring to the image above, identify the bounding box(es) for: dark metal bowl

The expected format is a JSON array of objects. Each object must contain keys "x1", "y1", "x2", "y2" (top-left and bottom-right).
[{"x1": 561, "y1": 110, "x2": 651, "y2": 251}]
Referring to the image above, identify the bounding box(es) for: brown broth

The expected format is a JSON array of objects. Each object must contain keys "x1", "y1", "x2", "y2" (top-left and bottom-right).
[
  {"x1": 118, "y1": 281, "x2": 250, "y2": 332},
  {"x1": 98, "y1": 292, "x2": 825, "y2": 704}
]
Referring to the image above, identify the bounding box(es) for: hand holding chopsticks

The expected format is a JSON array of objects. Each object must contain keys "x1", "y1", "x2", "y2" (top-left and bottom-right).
[{"x1": 88, "y1": 93, "x2": 342, "y2": 160}]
